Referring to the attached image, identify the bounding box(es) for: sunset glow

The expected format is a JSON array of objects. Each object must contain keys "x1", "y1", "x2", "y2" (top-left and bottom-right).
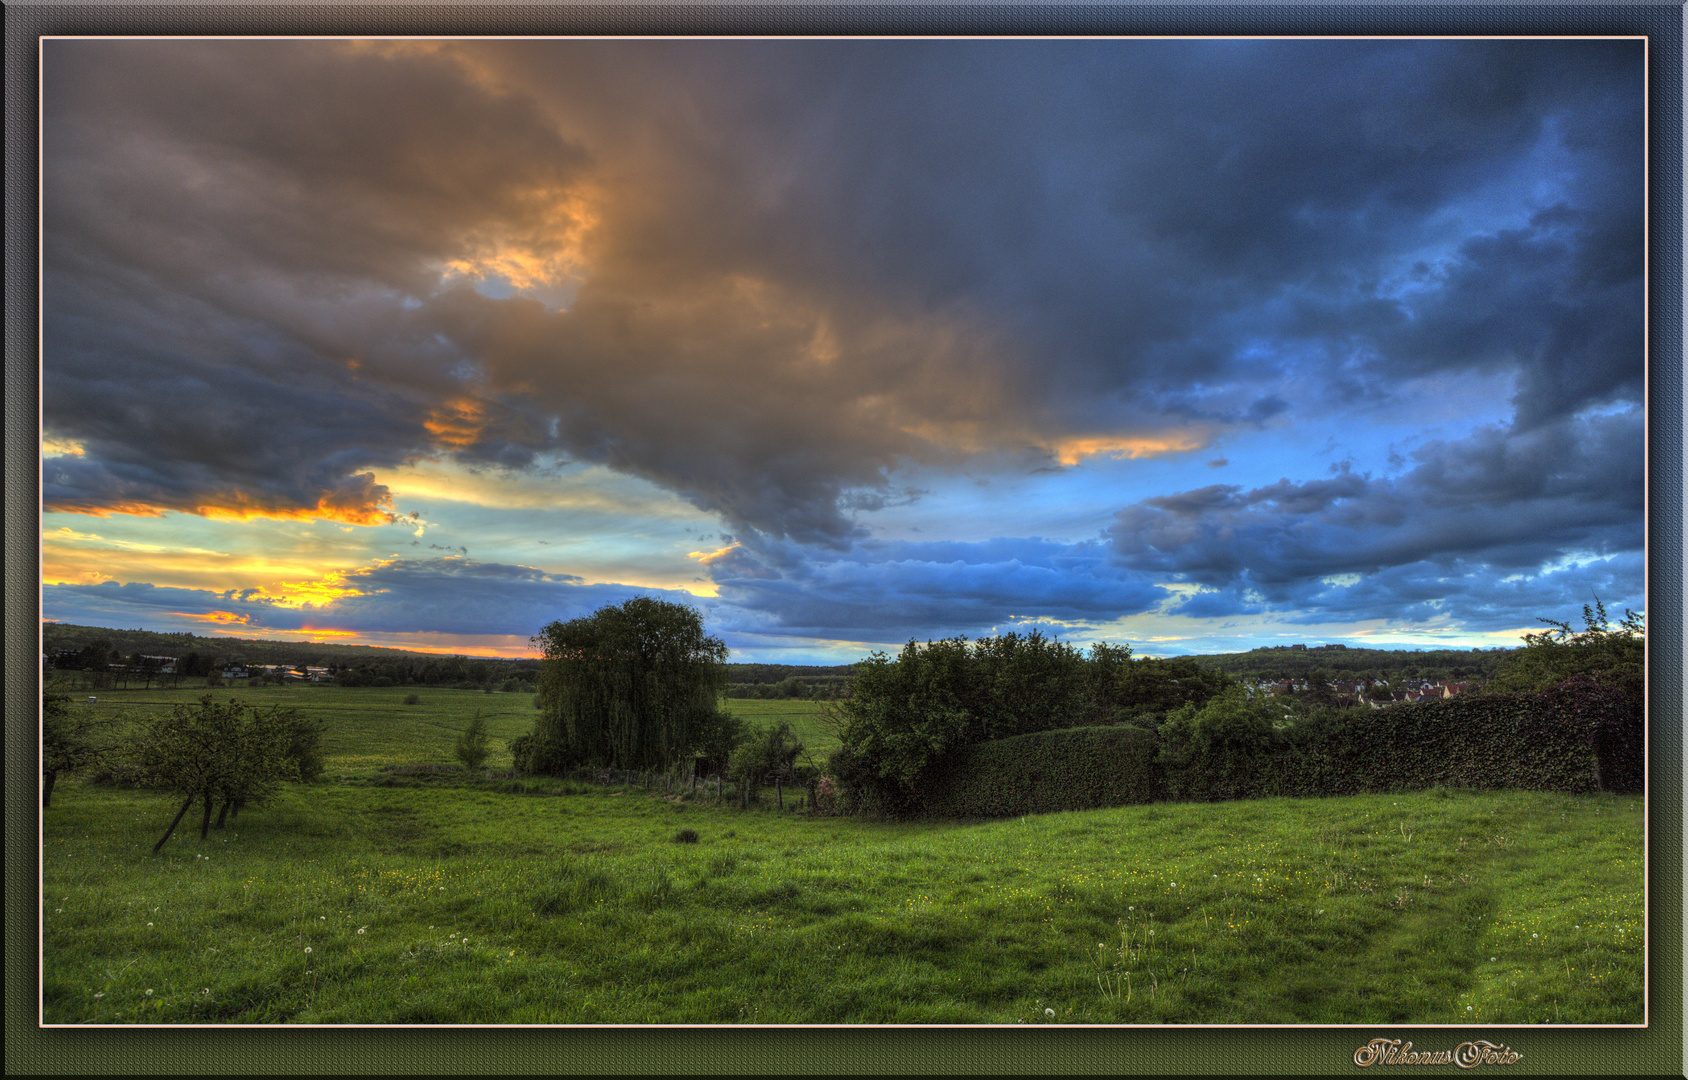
[{"x1": 40, "y1": 38, "x2": 1646, "y2": 662}]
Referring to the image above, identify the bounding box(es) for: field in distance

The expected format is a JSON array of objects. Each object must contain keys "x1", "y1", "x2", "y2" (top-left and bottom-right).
[
  {"x1": 64, "y1": 685, "x2": 841, "y2": 771},
  {"x1": 41, "y1": 687, "x2": 1642, "y2": 1024}
]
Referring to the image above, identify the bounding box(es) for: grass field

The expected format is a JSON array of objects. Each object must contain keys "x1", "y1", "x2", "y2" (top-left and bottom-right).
[{"x1": 39, "y1": 687, "x2": 1645, "y2": 1025}]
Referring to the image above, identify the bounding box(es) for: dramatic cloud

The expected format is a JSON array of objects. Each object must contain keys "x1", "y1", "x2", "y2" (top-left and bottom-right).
[
  {"x1": 40, "y1": 39, "x2": 1646, "y2": 657},
  {"x1": 1108, "y1": 410, "x2": 1645, "y2": 626},
  {"x1": 709, "y1": 537, "x2": 1170, "y2": 642}
]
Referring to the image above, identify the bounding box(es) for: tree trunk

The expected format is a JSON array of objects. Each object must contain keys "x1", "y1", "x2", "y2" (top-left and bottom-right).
[
  {"x1": 776, "y1": 775, "x2": 783, "y2": 810},
  {"x1": 199, "y1": 791, "x2": 215, "y2": 839},
  {"x1": 43, "y1": 770, "x2": 57, "y2": 808},
  {"x1": 153, "y1": 795, "x2": 195, "y2": 854},
  {"x1": 215, "y1": 797, "x2": 232, "y2": 829}
]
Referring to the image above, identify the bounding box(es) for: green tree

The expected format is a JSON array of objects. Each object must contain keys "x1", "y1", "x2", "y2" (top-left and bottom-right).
[
  {"x1": 827, "y1": 631, "x2": 1105, "y2": 812},
  {"x1": 730, "y1": 720, "x2": 805, "y2": 800},
  {"x1": 42, "y1": 692, "x2": 104, "y2": 808},
  {"x1": 694, "y1": 708, "x2": 746, "y2": 777},
  {"x1": 528, "y1": 597, "x2": 730, "y2": 772},
  {"x1": 455, "y1": 712, "x2": 492, "y2": 772},
  {"x1": 1486, "y1": 600, "x2": 1644, "y2": 693},
  {"x1": 139, "y1": 696, "x2": 304, "y2": 853},
  {"x1": 1112, "y1": 655, "x2": 1230, "y2": 722},
  {"x1": 1157, "y1": 689, "x2": 1291, "y2": 801}
]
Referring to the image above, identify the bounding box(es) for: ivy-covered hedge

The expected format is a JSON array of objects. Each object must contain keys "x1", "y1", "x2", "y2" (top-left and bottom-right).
[
  {"x1": 920, "y1": 725, "x2": 1164, "y2": 817},
  {"x1": 896, "y1": 681, "x2": 1639, "y2": 818},
  {"x1": 1266, "y1": 693, "x2": 1602, "y2": 798}
]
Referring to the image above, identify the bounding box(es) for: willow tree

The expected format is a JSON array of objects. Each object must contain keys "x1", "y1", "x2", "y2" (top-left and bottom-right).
[{"x1": 529, "y1": 597, "x2": 729, "y2": 772}]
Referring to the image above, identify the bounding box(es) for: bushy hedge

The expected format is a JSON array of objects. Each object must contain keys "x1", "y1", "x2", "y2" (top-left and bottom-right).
[
  {"x1": 920, "y1": 725, "x2": 1164, "y2": 817},
  {"x1": 1267, "y1": 693, "x2": 1601, "y2": 797},
  {"x1": 896, "y1": 679, "x2": 1640, "y2": 818}
]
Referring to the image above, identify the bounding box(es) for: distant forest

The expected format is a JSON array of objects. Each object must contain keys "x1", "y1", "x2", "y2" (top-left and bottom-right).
[
  {"x1": 42, "y1": 621, "x2": 1513, "y2": 695},
  {"x1": 42, "y1": 622, "x2": 451, "y2": 669},
  {"x1": 1181, "y1": 643, "x2": 1514, "y2": 684},
  {"x1": 40, "y1": 621, "x2": 854, "y2": 696}
]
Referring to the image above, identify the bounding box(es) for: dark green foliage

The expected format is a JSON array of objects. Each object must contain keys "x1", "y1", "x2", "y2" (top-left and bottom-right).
[
  {"x1": 1485, "y1": 600, "x2": 1644, "y2": 693},
  {"x1": 44, "y1": 621, "x2": 543, "y2": 691},
  {"x1": 729, "y1": 721, "x2": 804, "y2": 794},
  {"x1": 138, "y1": 696, "x2": 307, "y2": 852},
  {"x1": 693, "y1": 709, "x2": 746, "y2": 777},
  {"x1": 1274, "y1": 693, "x2": 1611, "y2": 796},
  {"x1": 402, "y1": 692, "x2": 421, "y2": 706},
  {"x1": 278, "y1": 710, "x2": 325, "y2": 784},
  {"x1": 830, "y1": 631, "x2": 1104, "y2": 810},
  {"x1": 921, "y1": 725, "x2": 1164, "y2": 817},
  {"x1": 1181, "y1": 642, "x2": 1513, "y2": 685},
  {"x1": 895, "y1": 679, "x2": 1638, "y2": 817},
  {"x1": 529, "y1": 597, "x2": 730, "y2": 772},
  {"x1": 454, "y1": 712, "x2": 492, "y2": 772},
  {"x1": 1111, "y1": 654, "x2": 1230, "y2": 722},
  {"x1": 1158, "y1": 691, "x2": 1291, "y2": 801},
  {"x1": 508, "y1": 732, "x2": 572, "y2": 776},
  {"x1": 1539, "y1": 670, "x2": 1644, "y2": 793},
  {"x1": 673, "y1": 828, "x2": 700, "y2": 844},
  {"x1": 42, "y1": 692, "x2": 104, "y2": 807}
]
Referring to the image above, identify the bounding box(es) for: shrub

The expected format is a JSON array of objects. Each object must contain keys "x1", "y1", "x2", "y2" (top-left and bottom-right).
[
  {"x1": 729, "y1": 721, "x2": 804, "y2": 797},
  {"x1": 1158, "y1": 691, "x2": 1289, "y2": 802},
  {"x1": 830, "y1": 632, "x2": 1195, "y2": 811},
  {"x1": 454, "y1": 712, "x2": 492, "y2": 772},
  {"x1": 509, "y1": 732, "x2": 576, "y2": 776},
  {"x1": 673, "y1": 829, "x2": 700, "y2": 844},
  {"x1": 402, "y1": 692, "x2": 421, "y2": 705}
]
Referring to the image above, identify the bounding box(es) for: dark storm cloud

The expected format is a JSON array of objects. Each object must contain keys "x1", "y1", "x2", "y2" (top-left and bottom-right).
[
  {"x1": 43, "y1": 40, "x2": 586, "y2": 523},
  {"x1": 707, "y1": 537, "x2": 1168, "y2": 641},
  {"x1": 307, "y1": 558, "x2": 706, "y2": 637},
  {"x1": 42, "y1": 38, "x2": 1643, "y2": 550},
  {"x1": 1109, "y1": 410, "x2": 1644, "y2": 626}
]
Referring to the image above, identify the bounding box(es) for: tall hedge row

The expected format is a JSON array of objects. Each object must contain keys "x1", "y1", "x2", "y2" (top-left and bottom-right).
[
  {"x1": 1267, "y1": 693, "x2": 1604, "y2": 798},
  {"x1": 920, "y1": 725, "x2": 1164, "y2": 817},
  {"x1": 908, "y1": 682, "x2": 1640, "y2": 818}
]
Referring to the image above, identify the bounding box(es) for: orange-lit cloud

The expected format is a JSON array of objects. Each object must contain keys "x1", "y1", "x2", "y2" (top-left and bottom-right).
[
  {"x1": 422, "y1": 397, "x2": 489, "y2": 450},
  {"x1": 42, "y1": 436, "x2": 86, "y2": 458},
  {"x1": 48, "y1": 500, "x2": 168, "y2": 519},
  {"x1": 197, "y1": 490, "x2": 396, "y2": 527},
  {"x1": 438, "y1": 184, "x2": 599, "y2": 295},
  {"x1": 687, "y1": 542, "x2": 742, "y2": 565},
  {"x1": 264, "y1": 572, "x2": 365, "y2": 609},
  {"x1": 173, "y1": 610, "x2": 252, "y2": 626},
  {"x1": 48, "y1": 489, "x2": 396, "y2": 528},
  {"x1": 1046, "y1": 433, "x2": 1210, "y2": 467}
]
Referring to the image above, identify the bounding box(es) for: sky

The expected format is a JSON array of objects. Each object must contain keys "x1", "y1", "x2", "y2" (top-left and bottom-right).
[{"x1": 38, "y1": 38, "x2": 1648, "y2": 663}]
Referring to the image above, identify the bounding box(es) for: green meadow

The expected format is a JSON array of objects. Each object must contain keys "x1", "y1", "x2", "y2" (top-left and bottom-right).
[{"x1": 41, "y1": 686, "x2": 1644, "y2": 1025}]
